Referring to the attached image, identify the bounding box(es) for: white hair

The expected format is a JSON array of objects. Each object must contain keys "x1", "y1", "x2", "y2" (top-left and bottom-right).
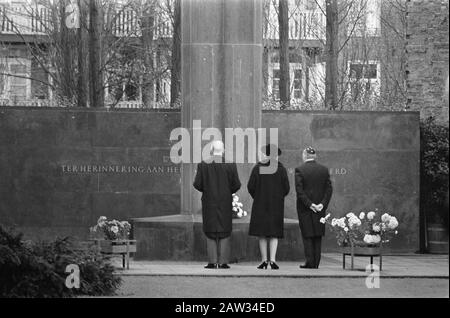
[{"x1": 211, "y1": 140, "x2": 224, "y2": 155}]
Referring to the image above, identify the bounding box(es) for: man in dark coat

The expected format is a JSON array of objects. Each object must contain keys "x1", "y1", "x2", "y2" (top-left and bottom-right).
[
  {"x1": 193, "y1": 140, "x2": 241, "y2": 269},
  {"x1": 295, "y1": 147, "x2": 333, "y2": 269}
]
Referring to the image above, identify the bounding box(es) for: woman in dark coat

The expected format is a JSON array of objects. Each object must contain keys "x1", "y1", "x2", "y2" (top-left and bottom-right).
[{"x1": 247, "y1": 144, "x2": 290, "y2": 269}]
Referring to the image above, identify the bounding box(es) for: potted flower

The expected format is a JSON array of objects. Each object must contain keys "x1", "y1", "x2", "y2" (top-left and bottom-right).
[
  {"x1": 321, "y1": 210, "x2": 399, "y2": 270},
  {"x1": 232, "y1": 194, "x2": 248, "y2": 219},
  {"x1": 90, "y1": 216, "x2": 136, "y2": 268}
]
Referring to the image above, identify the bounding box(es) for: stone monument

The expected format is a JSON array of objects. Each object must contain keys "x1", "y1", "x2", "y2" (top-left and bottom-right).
[{"x1": 180, "y1": 0, "x2": 263, "y2": 215}]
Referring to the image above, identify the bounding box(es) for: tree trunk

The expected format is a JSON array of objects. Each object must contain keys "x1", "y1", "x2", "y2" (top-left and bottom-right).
[
  {"x1": 278, "y1": 0, "x2": 290, "y2": 108},
  {"x1": 325, "y1": 0, "x2": 339, "y2": 110},
  {"x1": 262, "y1": 2, "x2": 269, "y2": 100},
  {"x1": 170, "y1": 0, "x2": 181, "y2": 107},
  {"x1": 305, "y1": 62, "x2": 310, "y2": 102},
  {"x1": 89, "y1": 0, "x2": 104, "y2": 107},
  {"x1": 262, "y1": 46, "x2": 269, "y2": 100},
  {"x1": 141, "y1": 3, "x2": 155, "y2": 108},
  {"x1": 155, "y1": 46, "x2": 161, "y2": 102},
  {"x1": 60, "y1": 0, "x2": 74, "y2": 101},
  {"x1": 77, "y1": 0, "x2": 88, "y2": 107}
]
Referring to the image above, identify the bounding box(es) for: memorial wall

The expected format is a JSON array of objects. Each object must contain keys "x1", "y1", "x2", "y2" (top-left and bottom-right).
[
  {"x1": 0, "y1": 107, "x2": 420, "y2": 252},
  {"x1": 263, "y1": 110, "x2": 420, "y2": 252},
  {"x1": 0, "y1": 108, "x2": 181, "y2": 240}
]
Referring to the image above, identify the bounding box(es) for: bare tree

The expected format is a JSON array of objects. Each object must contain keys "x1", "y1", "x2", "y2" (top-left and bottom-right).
[
  {"x1": 77, "y1": 0, "x2": 88, "y2": 107},
  {"x1": 170, "y1": 0, "x2": 181, "y2": 107},
  {"x1": 140, "y1": 0, "x2": 156, "y2": 108},
  {"x1": 325, "y1": 0, "x2": 338, "y2": 109},
  {"x1": 278, "y1": 0, "x2": 290, "y2": 108},
  {"x1": 89, "y1": 0, "x2": 104, "y2": 107},
  {"x1": 0, "y1": 0, "x2": 176, "y2": 108}
]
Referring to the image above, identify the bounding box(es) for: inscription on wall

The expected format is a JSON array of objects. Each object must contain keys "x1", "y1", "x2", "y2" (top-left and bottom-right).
[
  {"x1": 286, "y1": 167, "x2": 348, "y2": 175},
  {"x1": 61, "y1": 164, "x2": 180, "y2": 174}
]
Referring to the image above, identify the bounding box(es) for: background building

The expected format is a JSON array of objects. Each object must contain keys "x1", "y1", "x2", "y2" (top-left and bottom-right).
[
  {"x1": 0, "y1": 0, "x2": 419, "y2": 113},
  {"x1": 405, "y1": 0, "x2": 449, "y2": 123}
]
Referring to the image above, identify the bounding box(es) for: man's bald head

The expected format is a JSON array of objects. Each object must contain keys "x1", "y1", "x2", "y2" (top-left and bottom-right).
[{"x1": 211, "y1": 140, "x2": 224, "y2": 156}]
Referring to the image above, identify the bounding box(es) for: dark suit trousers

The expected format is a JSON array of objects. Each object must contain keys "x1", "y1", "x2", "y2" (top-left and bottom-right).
[
  {"x1": 302, "y1": 236, "x2": 322, "y2": 268},
  {"x1": 206, "y1": 236, "x2": 230, "y2": 264}
]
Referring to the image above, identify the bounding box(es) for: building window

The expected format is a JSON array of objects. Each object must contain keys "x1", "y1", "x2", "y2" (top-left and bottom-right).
[
  {"x1": 9, "y1": 64, "x2": 28, "y2": 99},
  {"x1": 269, "y1": 62, "x2": 304, "y2": 102},
  {"x1": 293, "y1": 69, "x2": 302, "y2": 99},
  {"x1": 350, "y1": 0, "x2": 380, "y2": 37},
  {"x1": 349, "y1": 62, "x2": 378, "y2": 80},
  {"x1": 348, "y1": 61, "x2": 380, "y2": 99},
  {"x1": 305, "y1": 0, "x2": 318, "y2": 10},
  {"x1": 272, "y1": 69, "x2": 280, "y2": 100},
  {"x1": 0, "y1": 58, "x2": 31, "y2": 101}
]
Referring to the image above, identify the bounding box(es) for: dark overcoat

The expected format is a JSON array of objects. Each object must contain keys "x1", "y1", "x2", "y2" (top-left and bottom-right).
[
  {"x1": 193, "y1": 156, "x2": 241, "y2": 239},
  {"x1": 295, "y1": 160, "x2": 333, "y2": 238},
  {"x1": 248, "y1": 161, "x2": 290, "y2": 238}
]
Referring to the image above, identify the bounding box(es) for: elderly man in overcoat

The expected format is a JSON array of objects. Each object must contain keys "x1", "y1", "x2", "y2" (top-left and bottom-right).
[{"x1": 193, "y1": 140, "x2": 241, "y2": 269}]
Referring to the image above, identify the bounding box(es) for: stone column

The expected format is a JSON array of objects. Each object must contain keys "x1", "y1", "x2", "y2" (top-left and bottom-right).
[{"x1": 181, "y1": 0, "x2": 263, "y2": 215}]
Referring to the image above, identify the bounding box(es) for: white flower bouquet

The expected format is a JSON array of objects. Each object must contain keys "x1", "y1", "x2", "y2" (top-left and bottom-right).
[
  {"x1": 322, "y1": 209, "x2": 399, "y2": 247},
  {"x1": 90, "y1": 216, "x2": 131, "y2": 240},
  {"x1": 232, "y1": 194, "x2": 248, "y2": 219}
]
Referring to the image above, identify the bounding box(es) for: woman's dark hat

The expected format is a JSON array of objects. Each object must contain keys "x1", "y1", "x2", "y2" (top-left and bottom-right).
[{"x1": 262, "y1": 144, "x2": 282, "y2": 157}]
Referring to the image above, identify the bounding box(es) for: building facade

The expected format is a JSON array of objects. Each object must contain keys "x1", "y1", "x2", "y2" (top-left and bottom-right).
[{"x1": 406, "y1": 0, "x2": 449, "y2": 123}]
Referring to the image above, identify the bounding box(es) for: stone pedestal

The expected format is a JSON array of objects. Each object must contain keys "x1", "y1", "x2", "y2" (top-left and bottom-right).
[
  {"x1": 180, "y1": 0, "x2": 263, "y2": 215},
  {"x1": 132, "y1": 216, "x2": 303, "y2": 261}
]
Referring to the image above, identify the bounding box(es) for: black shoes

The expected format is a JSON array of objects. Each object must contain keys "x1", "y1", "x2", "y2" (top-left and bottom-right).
[
  {"x1": 269, "y1": 261, "x2": 279, "y2": 270},
  {"x1": 257, "y1": 261, "x2": 268, "y2": 269},
  {"x1": 300, "y1": 264, "x2": 319, "y2": 269},
  {"x1": 206, "y1": 262, "x2": 284, "y2": 270},
  {"x1": 257, "y1": 261, "x2": 279, "y2": 269},
  {"x1": 204, "y1": 263, "x2": 230, "y2": 269}
]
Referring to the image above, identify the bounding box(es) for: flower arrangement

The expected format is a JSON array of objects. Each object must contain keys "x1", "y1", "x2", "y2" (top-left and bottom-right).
[
  {"x1": 232, "y1": 194, "x2": 248, "y2": 219},
  {"x1": 321, "y1": 209, "x2": 399, "y2": 247},
  {"x1": 90, "y1": 216, "x2": 131, "y2": 241}
]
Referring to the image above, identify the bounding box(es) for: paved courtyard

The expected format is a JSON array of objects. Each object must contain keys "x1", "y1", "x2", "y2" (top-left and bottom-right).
[
  {"x1": 114, "y1": 253, "x2": 449, "y2": 278},
  {"x1": 109, "y1": 254, "x2": 449, "y2": 298}
]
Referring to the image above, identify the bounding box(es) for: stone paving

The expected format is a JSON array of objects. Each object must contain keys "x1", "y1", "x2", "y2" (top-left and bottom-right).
[{"x1": 112, "y1": 253, "x2": 449, "y2": 278}]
